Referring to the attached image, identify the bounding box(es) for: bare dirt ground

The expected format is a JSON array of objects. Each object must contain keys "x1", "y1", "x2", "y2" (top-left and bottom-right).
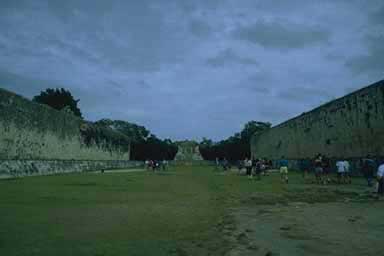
[{"x1": 224, "y1": 194, "x2": 384, "y2": 256}]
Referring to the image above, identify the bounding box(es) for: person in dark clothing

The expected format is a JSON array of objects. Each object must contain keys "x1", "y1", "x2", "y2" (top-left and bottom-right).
[
  {"x1": 314, "y1": 154, "x2": 323, "y2": 184},
  {"x1": 300, "y1": 158, "x2": 311, "y2": 180},
  {"x1": 255, "y1": 159, "x2": 262, "y2": 180},
  {"x1": 244, "y1": 158, "x2": 252, "y2": 178},
  {"x1": 251, "y1": 158, "x2": 257, "y2": 178},
  {"x1": 237, "y1": 160, "x2": 243, "y2": 174},
  {"x1": 222, "y1": 158, "x2": 229, "y2": 171},
  {"x1": 322, "y1": 155, "x2": 331, "y2": 185},
  {"x1": 362, "y1": 155, "x2": 375, "y2": 187}
]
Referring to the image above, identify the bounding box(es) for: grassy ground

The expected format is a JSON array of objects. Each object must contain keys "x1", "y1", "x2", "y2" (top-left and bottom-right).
[{"x1": 0, "y1": 166, "x2": 382, "y2": 256}]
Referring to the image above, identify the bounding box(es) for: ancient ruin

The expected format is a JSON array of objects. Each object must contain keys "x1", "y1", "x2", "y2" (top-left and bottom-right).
[
  {"x1": 251, "y1": 80, "x2": 384, "y2": 162},
  {"x1": 174, "y1": 140, "x2": 203, "y2": 162},
  {"x1": 0, "y1": 88, "x2": 139, "y2": 178}
]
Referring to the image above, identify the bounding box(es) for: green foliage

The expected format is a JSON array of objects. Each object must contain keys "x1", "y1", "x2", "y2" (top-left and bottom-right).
[
  {"x1": 200, "y1": 121, "x2": 271, "y2": 161},
  {"x1": 240, "y1": 121, "x2": 271, "y2": 142},
  {"x1": 33, "y1": 88, "x2": 82, "y2": 118},
  {"x1": 95, "y1": 119, "x2": 150, "y2": 143},
  {"x1": 81, "y1": 122, "x2": 130, "y2": 151},
  {"x1": 95, "y1": 119, "x2": 177, "y2": 160}
]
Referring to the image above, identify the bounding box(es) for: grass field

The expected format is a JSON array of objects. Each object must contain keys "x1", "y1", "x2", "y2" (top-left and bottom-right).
[{"x1": 0, "y1": 166, "x2": 383, "y2": 256}]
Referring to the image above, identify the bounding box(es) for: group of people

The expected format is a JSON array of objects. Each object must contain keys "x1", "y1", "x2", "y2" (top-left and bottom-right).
[
  {"x1": 242, "y1": 158, "x2": 272, "y2": 180},
  {"x1": 296, "y1": 153, "x2": 384, "y2": 196},
  {"x1": 239, "y1": 153, "x2": 384, "y2": 197},
  {"x1": 145, "y1": 160, "x2": 168, "y2": 171},
  {"x1": 216, "y1": 158, "x2": 230, "y2": 171},
  {"x1": 306, "y1": 154, "x2": 346, "y2": 185}
]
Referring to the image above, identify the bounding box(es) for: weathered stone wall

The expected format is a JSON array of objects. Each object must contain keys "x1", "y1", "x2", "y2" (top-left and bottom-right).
[
  {"x1": 0, "y1": 88, "x2": 136, "y2": 177},
  {"x1": 251, "y1": 80, "x2": 384, "y2": 164},
  {"x1": 0, "y1": 160, "x2": 143, "y2": 179}
]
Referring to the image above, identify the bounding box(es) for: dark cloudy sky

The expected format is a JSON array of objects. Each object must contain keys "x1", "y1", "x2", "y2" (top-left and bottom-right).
[{"x1": 0, "y1": 0, "x2": 383, "y2": 140}]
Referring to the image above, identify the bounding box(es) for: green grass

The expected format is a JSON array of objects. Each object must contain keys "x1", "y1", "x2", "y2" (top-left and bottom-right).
[{"x1": 0, "y1": 167, "x2": 367, "y2": 256}]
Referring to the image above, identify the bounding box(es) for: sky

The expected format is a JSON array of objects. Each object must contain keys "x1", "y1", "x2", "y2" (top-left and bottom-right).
[{"x1": 0, "y1": 0, "x2": 383, "y2": 141}]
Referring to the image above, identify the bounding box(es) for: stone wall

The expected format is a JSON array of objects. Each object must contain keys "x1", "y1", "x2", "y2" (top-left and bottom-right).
[
  {"x1": 0, "y1": 88, "x2": 137, "y2": 177},
  {"x1": 0, "y1": 160, "x2": 143, "y2": 179},
  {"x1": 251, "y1": 80, "x2": 384, "y2": 169}
]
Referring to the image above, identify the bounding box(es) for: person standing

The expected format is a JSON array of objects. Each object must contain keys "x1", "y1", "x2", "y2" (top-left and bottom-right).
[
  {"x1": 215, "y1": 157, "x2": 220, "y2": 171},
  {"x1": 279, "y1": 156, "x2": 289, "y2": 184},
  {"x1": 245, "y1": 158, "x2": 252, "y2": 178},
  {"x1": 300, "y1": 158, "x2": 311, "y2": 181},
  {"x1": 222, "y1": 158, "x2": 229, "y2": 171},
  {"x1": 322, "y1": 155, "x2": 331, "y2": 185},
  {"x1": 162, "y1": 159, "x2": 168, "y2": 171},
  {"x1": 251, "y1": 158, "x2": 257, "y2": 179},
  {"x1": 314, "y1": 154, "x2": 323, "y2": 184},
  {"x1": 336, "y1": 160, "x2": 345, "y2": 184},
  {"x1": 254, "y1": 159, "x2": 262, "y2": 180},
  {"x1": 237, "y1": 160, "x2": 243, "y2": 174},
  {"x1": 376, "y1": 162, "x2": 384, "y2": 197},
  {"x1": 343, "y1": 160, "x2": 351, "y2": 184},
  {"x1": 362, "y1": 155, "x2": 375, "y2": 187}
]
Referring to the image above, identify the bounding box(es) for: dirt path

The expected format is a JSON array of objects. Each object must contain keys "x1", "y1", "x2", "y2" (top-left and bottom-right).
[
  {"x1": 225, "y1": 201, "x2": 384, "y2": 256},
  {"x1": 92, "y1": 168, "x2": 146, "y2": 174}
]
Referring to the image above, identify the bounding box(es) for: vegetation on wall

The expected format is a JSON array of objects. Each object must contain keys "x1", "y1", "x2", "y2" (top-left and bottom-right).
[
  {"x1": 80, "y1": 122, "x2": 130, "y2": 152},
  {"x1": 33, "y1": 88, "x2": 82, "y2": 118}
]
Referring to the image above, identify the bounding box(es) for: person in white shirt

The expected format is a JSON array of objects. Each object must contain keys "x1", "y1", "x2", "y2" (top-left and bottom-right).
[
  {"x1": 244, "y1": 158, "x2": 252, "y2": 177},
  {"x1": 376, "y1": 163, "x2": 384, "y2": 196},
  {"x1": 336, "y1": 160, "x2": 345, "y2": 184}
]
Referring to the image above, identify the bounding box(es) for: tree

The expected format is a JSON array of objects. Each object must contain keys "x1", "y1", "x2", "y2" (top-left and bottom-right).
[
  {"x1": 95, "y1": 119, "x2": 178, "y2": 160},
  {"x1": 199, "y1": 120, "x2": 271, "y2": 162},
  {"x1": 240, "y1": 121, "x2": 271, "y2": 142},
  {"x1": 33, "y1": 88, "x2": 82, "y2": 118}
]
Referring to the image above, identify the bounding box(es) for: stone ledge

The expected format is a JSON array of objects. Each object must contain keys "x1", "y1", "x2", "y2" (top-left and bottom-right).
[{"x1": 0, "y1": 159, "x2": 144, "y2": 179}]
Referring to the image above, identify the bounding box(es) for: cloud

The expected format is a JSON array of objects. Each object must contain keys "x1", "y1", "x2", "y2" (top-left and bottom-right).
[
  {"x1": 232, "y1": 20, "x2": 331, "y2": 50},
  {"x1": 206, "y1": 48, "x2": 258, "y2": 67},
  {"x1": 369, "y1": 5, "x2": 384, "y2": 25},
  {"x1": 237, "y1": 74, "x2": 272, "y2": 94},
  {"x1": 277, "y1": 86, "x2": 333, "y2": 103},
  {"x1": 345, "y1": 35, "x2": 384, "y2": 74},
  {"x1": 0, "y1": 0, "x2": 383, "y2": 141},
  {"x1": 0, "y1": 70, "x2": 59, "y2": 98},
  {"x1": 189, "y1": 19, "x2": 213, "y2": 38}
]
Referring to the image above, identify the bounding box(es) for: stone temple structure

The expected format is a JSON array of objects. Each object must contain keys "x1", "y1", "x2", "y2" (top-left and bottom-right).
[
  {"x1": 251, "y1": 80, "x2": 384, "y2": 169},
  {"x1": 174, "y1": 140, "x2": 203, "y2": 161}
]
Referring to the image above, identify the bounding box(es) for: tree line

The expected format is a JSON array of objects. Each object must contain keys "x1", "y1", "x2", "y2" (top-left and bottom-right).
[
  {"x1": 33, "y1": 88, "x2": 178, "y2": 160},
  {"x1": 33, "y1": 88, "x2": 270, "y2": 161},
  {"x1": 199, "y1": 121, "x2": 271, "y2": 162}
]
